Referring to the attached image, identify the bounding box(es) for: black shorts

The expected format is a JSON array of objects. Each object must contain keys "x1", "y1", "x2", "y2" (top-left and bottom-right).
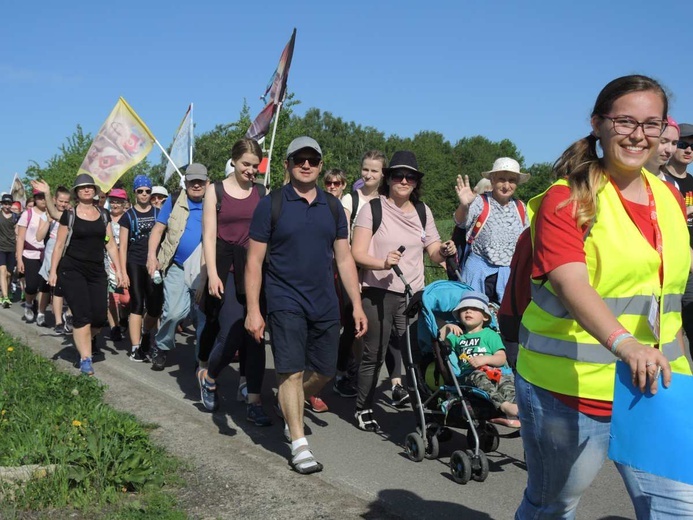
[
  {"x1": 0, "y1": 251, "x2": 15, "y2": 272},
  {"x1": 126, "y1": 262, "x2": 164, "y2": 318},
  {"x1": 23, "y1": 257, "x2": 49, "y2": 295},
  {"x1": 268, "y1": 311, "x2": 340, "y2": 377},
  {"x1": 59, "y1": 257, "x2": 107, "y2": 329}
]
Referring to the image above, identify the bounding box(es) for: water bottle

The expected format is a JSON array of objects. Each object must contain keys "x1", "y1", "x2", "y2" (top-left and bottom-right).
[{"x1": 152, "y1": 270, "x2": 163, "y2": 285}]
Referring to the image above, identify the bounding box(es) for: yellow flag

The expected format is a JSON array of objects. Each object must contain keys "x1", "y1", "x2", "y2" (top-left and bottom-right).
[{"x1": 78, "y1": 97, "x2": 155, "y2": 191}]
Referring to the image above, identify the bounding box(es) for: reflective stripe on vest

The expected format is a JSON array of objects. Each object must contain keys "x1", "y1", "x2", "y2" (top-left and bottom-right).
[
  {"x1": 519, "y1": 323, "x2": 682, "y2": 364},
  {"x1": 531, "y1": 284, "x2": 682, "y2": 319}
]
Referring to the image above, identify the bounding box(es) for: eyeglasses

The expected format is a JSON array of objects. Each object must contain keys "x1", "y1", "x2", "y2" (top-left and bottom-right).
[
  {"x1": 390, "y1": 171, "x2": 419, "y2": 184},
  {"x1": 291, "y1": 156, "x2": 321, "y2": 167},
  {"x1": 151, "y1": 194, "x2": 167, "y2": 199},
  {"x1": 324, "y1": 180, "x2": 343, "y2": 187},
  {"x1": 676, "y1": 141, "x2": 693, "y2": 150},
  {"x1": 109, "y1": 199, "x2": 124, "y2": 205},
  {"x1": 135, "y1": 189, "x2": 151, "y2": 194},
  {"x1": 600, "y1": 115, "x2": 667, "y2": 137}
]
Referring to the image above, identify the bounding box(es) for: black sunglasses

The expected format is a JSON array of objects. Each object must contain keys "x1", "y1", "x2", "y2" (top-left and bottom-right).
[
  {"x1": 291, "y1": 156, "x2": 321, "y2": 167},
  {"x1": 135, "y1": 189, "x2": 151, "y2": 194},
  {"x1": 390, "y1": 171, "x2": 419, "y2": 183},
  {"x1": 676, "y1": 141, "x2": 693, "y2": 150}
]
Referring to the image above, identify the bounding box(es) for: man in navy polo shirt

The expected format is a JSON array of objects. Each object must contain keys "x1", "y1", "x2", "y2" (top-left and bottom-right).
[{"x1": 245, "y1": 136, "x2": 367, "y2": 475}]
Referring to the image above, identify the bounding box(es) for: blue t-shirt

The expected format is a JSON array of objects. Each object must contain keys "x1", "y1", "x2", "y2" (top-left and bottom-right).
[
  {"x1": 249, "y1": 184, "x2": 348, "y2": 321},
  {"x1": 156, "y1": 195, "x2": 203, "y2": 266}
]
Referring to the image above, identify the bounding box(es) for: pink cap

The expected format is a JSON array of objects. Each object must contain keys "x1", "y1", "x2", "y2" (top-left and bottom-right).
[
  {"x1": 667, "y1": 116, "x2": 680, "y2": 136},
  {"x1": 108, "y1": 188, "x2": 127, "y2": 200}
]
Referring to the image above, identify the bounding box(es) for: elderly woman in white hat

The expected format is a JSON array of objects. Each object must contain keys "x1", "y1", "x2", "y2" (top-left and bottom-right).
[{"x1": 453, "y1": 157, "x2": 530, "y2": 303}]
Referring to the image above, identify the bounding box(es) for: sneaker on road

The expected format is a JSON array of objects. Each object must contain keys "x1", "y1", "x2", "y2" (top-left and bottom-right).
[
  {"x1": 149, "y1": 345, "x2": 167, "y2": 371},
  {"x1": 247, "y1": 403, "x2": 272, "y2": 426},
  {"x1": 36, "y1": 313, "x2": 46, "y2": 327},
  {"x1": 53, "y1": 324, "x2": 65, "y2": 335},
  {"x1": 2, "y1": 298, "x2": 10, "y2": 309},
  {"x1": 24, "y1": 307, "x2": 35, "y2": 323},
  {"x1": 333, "y1": 376, "x2": 357, "y2": 398},
  {"x1": 80, "y1": 357, "x2": 94, "y2": 376},
  {"x1": 305, "y1": 395, "x2": 329, "y2": 413},
  {"x1": 391, "y1": 384, "x2": 410, "y2": 408},
  {"x1": 129, "y1": 346, "x2": 147, "y2": 362},
  {"x1": 197, "y1": 369, "x2": 218, "y2": 412},
  {"x1": 355, "y1": 409, "x2": 381, "y2": 433}
]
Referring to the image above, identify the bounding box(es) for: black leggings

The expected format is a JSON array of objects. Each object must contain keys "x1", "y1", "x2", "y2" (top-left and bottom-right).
[
  {"x1": 126, "y1": 262, "x2": 163, "y2": 317},
  {"x1": 207, "y1": 273, "x2": 266, "y2": 394},
  {"x1": 59, "y1": 257, "x2": 107, "y2": 329},
  {"x1": 24, "y1": 257, "x2": 49, "y2": 296}
]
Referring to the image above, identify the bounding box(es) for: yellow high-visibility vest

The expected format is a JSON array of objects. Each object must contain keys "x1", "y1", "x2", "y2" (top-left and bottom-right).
[{"x1": 517, "y1": 173, "x2": 692, "y2": 400}]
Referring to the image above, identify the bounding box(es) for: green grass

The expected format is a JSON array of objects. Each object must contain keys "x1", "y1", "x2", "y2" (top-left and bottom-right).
[{"x1": 0, "y1": 329, "x2": 187, "y2": 519}]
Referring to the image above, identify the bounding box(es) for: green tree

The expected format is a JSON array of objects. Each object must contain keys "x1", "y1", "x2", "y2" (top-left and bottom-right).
[
  {"x1": 453, "y1": 136, "x2": 525, "y2": 189},
  {"x1": 516, "y1": 162, "x2": 555, "y2": 202}
]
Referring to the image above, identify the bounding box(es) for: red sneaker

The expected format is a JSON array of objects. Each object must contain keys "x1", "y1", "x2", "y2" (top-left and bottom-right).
[{"x1": 305, "y1": 395, "x2": 329, "y2": 413}]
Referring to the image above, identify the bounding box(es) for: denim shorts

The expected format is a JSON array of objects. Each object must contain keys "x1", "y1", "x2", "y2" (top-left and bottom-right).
[{"x1": 268, "y1": 310, "x2": 340, "y2": 377}]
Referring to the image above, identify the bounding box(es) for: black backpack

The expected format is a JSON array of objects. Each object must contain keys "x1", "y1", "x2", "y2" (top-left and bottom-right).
[{"x1": 369, "y1": 197, "x2": 427, "y2": 235}]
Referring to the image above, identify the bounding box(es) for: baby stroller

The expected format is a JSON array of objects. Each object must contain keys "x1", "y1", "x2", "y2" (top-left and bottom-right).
[{"x1": 402, "y1": 279, "x2": 509, "y2": 484}]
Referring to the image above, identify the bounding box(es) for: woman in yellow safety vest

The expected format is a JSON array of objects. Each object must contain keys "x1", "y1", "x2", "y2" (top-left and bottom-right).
[{"x1": 515, "y1": 74, "x2": 693, "y2": 519}]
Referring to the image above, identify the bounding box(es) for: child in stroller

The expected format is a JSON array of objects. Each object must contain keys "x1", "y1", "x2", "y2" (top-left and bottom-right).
[
  {"x1": 403, "y1": 280, "x2": 519, "y2": 484},
  {"x1": 438, "y1": 290, "x2": 519, "y2": 427}
]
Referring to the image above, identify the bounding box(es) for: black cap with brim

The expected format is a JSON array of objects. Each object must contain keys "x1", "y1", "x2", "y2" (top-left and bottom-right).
[
  {"x1": 72, "y1": 173, "x2": 97, "y2": 192},
  {"x1": 679, "y1": 123, "x2": 693, "y2": 139}
]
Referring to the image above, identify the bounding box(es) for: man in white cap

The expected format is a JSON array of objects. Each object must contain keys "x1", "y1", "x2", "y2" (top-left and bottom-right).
[{"x1": 245, "y1": 136, "x2": 367, "y2": 474}]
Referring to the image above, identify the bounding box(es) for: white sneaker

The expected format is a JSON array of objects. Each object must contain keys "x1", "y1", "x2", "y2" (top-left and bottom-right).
[
  {"x1": 24, "y1": 307, "x2": 35, "y2": 323},
  {"x1": 36, "y1": 313, "x2": 46, "y2": 327}
]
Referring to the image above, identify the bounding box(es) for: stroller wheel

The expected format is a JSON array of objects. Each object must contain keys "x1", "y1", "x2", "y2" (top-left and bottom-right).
[
  {"x1": 450, "y1": 450, "x2": 472, "y2": 484},
  {"x1": 424, "y1": 429, "x2": 439, "y2": 460},
  {"x1": 467, "y1": 422, "x2": 500, "y2": 453},
  {"x1": 405, "y1": 432, "x2": 425, "y2": 462},
  {"x1": 466, "y1": 449, "x2": 490, "y2": 482}
]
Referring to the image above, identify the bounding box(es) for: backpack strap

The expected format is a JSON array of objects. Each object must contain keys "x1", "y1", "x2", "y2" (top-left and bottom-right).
[
  {"x1": 255, "y1": 183, "x2": 267, "y2": 198},
  {"x1": 515, "y1": 200, "x2": 527, "y2": 226},
  {"x1": 269, "y1": 189, "x2": 283, "y2": 235},
  {"x1": 350, "y1": 191, "x2": 359, "y2": 228},
  {"x1": 414, "y1": 201, "x2": 427, "y2": 232},
  {"x1": 62, "y1": 211, "x2": 76, "y2": 258},
  {"x1": 370, "y1": 198, "x2": 382, "y2": 235},
  {"x1": 214, "y1": 181, "x2": 224, "y2": 213},
  {"x1": 466, "y1": 194, "x2": 491, "y2": 244},
  {"x1": 325, "y1": 192, "x2": 342, "y2": 233},
  {"x1": 127, "y1": 208, "x2": 138, "y2": 241}
]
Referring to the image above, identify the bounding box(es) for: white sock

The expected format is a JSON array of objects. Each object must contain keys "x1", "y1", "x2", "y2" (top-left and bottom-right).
[
  {"x1": 131, "y1": 344, "x2": 139, "y2": 353},
  {"x1": 291, "y1": 437, "x2": 308, "y2": 453}
]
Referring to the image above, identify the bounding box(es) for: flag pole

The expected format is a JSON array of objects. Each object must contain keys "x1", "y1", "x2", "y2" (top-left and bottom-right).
[
  {"x1": 264, "y1": 101, "x2": 283, "y2": 190},
  {"x1": 155, "y1": 139, "x2": 184, "y2": 183},
  {"x1": 189, "y1": 103, "x2": 194, "y2": 165}
]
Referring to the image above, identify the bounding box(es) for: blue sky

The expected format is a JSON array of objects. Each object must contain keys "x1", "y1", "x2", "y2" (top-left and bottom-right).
[{"x1": 2, "y1": 1, "x2": 691, "y2": 189}]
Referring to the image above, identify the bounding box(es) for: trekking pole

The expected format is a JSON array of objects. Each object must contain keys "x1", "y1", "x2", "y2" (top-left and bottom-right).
[{"x1": 392, "y1": 246, "x2": 428, "y2": 446}]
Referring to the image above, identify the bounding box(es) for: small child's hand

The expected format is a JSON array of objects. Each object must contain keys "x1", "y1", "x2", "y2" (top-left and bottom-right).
[
  {"x1": 438, "y1": 323, "x2": 463, "y2": 341},
  {"x1": 468, "y1": 355, "x2": 487, "y2": 368}
]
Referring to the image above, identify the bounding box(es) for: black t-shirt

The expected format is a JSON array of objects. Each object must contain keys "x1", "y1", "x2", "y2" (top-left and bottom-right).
[
  {"x1": 0, "y1": 212, "x2": 17, "y2": 252},
  {"x1": 119, "y1": 206, "x2": 158, "y2": 265},
  {"x1": 673, "y1": 172, "x2": 693, "y2": 248},
  {"x1": 60, "y1": 209, "x2": 110, "y2": 264}
]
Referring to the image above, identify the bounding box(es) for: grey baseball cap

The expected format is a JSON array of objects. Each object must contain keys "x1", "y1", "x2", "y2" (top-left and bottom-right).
[
  {"x1": 185, "y1": 163, "x2": 208, "y2": 181},
  {"x1": 678, "y1": 123, "x2": 693, "y2": 139},
  {"x1": 286, "y1": 136, "x2": 322, "y2": 159}
]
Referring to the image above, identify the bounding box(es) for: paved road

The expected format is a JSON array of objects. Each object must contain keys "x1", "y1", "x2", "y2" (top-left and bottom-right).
[{"x1": 1, "y1": 305, "x2": 640, "y2": 520}]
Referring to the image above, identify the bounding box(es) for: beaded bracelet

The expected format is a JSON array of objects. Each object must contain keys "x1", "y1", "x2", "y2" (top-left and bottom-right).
[{"x1": 610, "y1": 333, "x2": 634, "y2": 355}]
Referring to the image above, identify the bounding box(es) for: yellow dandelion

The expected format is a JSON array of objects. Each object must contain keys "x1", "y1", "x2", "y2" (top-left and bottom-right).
[
  {"x1": 71, "y1": 420, "x2": 82, "y2": 427},
  {"x1": 6, "y1": 347, "x2": 13, "y2": 352},
  {"x1": 1, "y1": 410, "x2": 5, "y2": 416}
]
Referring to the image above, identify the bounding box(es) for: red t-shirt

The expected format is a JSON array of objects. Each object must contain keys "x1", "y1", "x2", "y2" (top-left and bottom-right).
[{"x1": 532, "y1": 181, "x2": 685, "y2": 416}]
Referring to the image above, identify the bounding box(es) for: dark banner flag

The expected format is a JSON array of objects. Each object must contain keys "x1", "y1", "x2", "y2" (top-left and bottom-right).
[{"x1": 246, "y1": 28, "x2": 297, "y2": 142}]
